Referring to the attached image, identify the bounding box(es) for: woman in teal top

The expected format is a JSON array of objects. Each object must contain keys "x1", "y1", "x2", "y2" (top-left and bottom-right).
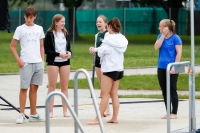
[
  {"x1": 154, "y1": 19, "x2": 182, "y2": 119},
  {"x1": 89, "y1": 15, "x2": 110, "y2": 116},
  {"x1": 95, "y1": 30, "x2": 108, "y2": 65}
]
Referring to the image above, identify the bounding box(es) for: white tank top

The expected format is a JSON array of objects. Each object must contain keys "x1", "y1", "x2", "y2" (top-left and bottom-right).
[{"x1": 53, "y1": 31, "x2": 67, "y2": 62}]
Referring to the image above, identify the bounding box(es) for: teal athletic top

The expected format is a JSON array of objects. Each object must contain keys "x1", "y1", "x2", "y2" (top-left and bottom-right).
[{"x1": 95, "y1": 30, "x2": 108, "y2": 60}]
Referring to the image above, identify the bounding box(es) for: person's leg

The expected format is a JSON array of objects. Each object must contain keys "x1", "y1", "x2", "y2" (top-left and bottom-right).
[
  {"x1": 107, "y1": 80, "x2": 120, "y2": 123},
  {"x1": 105, "y1": 101, "x2": 111, "y2": 116},
  {"x1": 28, "y1": 65, "x2": 45, "y2": 122},
  {"x1": 19, "y1": 89, "x2": 28, "y2": 114},
  {"x1": 19, "y1": 63, "x2": 32, "y2": 115},
  {"x1": 170, "y1": 74, "x2": 179, "y2": 119},
  {"x1": 29, "y1": 84, "x2": 38, "y2": 115},
  {"x1": 59, "y1": 65, "x2": 70, "y2": 117},
  {"x1": 16, "y1": 88, "x2": 28, "y2": 124},
  {"x1": 157, "y1": 68, "x2": 168, "y2": 119},
  {"x1": 95, "y1": 67, "x2": 101, "y2": 84},
  {"x1": 99, "y1": 75, "x2": 113, "y2": 116},
  {"x1": 96, "y1": 67, "x2": 111, "y2": 116},
  {"x1": 28, "y1": 62, "x2": 45, "y2": 122},
  {"x1": 87, "y1": 74, "x2": 113, "y2": 125},
  {"x1": 29, "y1": 83, "x2": 45, "y2": 122},
  {"x1": 17, "y1": 62, "x2": 33, "y2": 123},
  {"x1": 47, "y1": 66, "x2": 59, "y2": 118}
]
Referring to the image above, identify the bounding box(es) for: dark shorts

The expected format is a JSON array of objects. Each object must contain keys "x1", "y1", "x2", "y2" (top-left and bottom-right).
[
  {"x1": 47, "y1": 61, "x2": 69, "y2": 68},
  {"x1": 95, "y1": 59, "x2": 101, "y2": 68},
  {"x1": 103, "y1": 71, "x2": 124, "y2": 81}
]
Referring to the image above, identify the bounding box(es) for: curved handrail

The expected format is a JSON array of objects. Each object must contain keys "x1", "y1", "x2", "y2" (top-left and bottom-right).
[
  {"x1": 166, "y1": 61, "x2": 196, "y2": 133},
  {"x1": 45, "y1": 91, "x2": 85, "y2": 133},
  {"x1": 74, "y1": 68, "x2": 105, "y2": 133}
]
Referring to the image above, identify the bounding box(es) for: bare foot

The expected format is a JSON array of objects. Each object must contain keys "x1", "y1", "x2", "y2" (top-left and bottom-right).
[
  {"x1": 49, "y1": 111, "x2": 53, "y2": 118},
  {"x1": 161, "y1": 114, "x2": 167, "y2": 119},
  {"x1": 63, "y1": 112, "x2": 71, "y2": 117},
  {"x1": 86, "y1": 118, "x2": 99, "y2": 125},
  {"x1": 102, "y1": 113, "x2": 111, "y2": 117},
  {"x1": 104, "y1": 110, "x2": 111, "y2": 116},
  {"x1": 107, "y1": 119, "x2": 118, "y2": 124},
  {"x1": 106, "y1": 112, "x2": 111, "y2": 116},
  {"x1": 102, "y1": 114, "x2": 107, "y2": 117},
  {"x1": 161, "y1": 114, "x2": 177, "y2": 119},
  {"x1": 170, "y1": 114, "x2": 177, "y2": 119}
]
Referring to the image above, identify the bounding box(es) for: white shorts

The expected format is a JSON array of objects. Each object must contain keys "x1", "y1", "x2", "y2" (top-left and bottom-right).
[{"x1": 20, "y1": 62, "x2": 44, "y2": 89}]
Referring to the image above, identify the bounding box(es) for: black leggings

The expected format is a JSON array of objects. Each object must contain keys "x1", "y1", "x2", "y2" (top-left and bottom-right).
[{"x1": 157, "y1": 68, "x2": 179, "y2": 114}]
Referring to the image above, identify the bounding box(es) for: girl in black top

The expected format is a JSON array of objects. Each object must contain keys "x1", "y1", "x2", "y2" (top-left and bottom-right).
[{"x1": 44, "y1": 14, "x2": 72, "y2": 118}]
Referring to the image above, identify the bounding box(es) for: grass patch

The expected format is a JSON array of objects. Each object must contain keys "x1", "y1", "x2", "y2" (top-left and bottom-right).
[
  {"x1": 1, "y1": 32, "x2": 200, "y2": 73},
  {"x1": 2, "y1": 32, "x2": 200, "y2": 94},
  {"x1": 118, "y1": 94, "x2": 200, "y2": 99},
  {"x1": 56, "y1": 74, "x2": 200, "y2": 91}
]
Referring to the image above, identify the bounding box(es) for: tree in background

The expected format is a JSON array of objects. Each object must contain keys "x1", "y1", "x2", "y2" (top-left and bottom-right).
[
  {"x1": 9, "y1": 0, "x2": 93, "y2": 39},
  {"x1": 9, "y1": 0, "x2": 36, "y2": 6},
  {"x1": 131, "y1": 0, "x2": 187, "y2": 34},
  {"x1": 52, "y1": 0, "x2": 86, "y2": 39}
]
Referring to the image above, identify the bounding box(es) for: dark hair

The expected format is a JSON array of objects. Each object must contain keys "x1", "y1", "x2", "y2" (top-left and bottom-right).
[
  {"x1": 107, "y1": 17, "x2": 122, "y2": 33},
  {"x1": 47, "y1": 14, "x2": 68, "y2": 36},
  {"x1": 161, "y1": 19, "x2": 176, "y2": 33},
  {"x1": 24, "y1": 7, "x2": 36, "y2": 17}
]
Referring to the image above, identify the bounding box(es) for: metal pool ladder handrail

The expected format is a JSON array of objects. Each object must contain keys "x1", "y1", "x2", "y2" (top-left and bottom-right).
[
  {"x1": 167, "y1": 61, "x2": 196, "y2": 133},
  {"x1": 74, "y1": 68, "x2": 105, "y2": 133},
  {"x1": 45, "y1": 91, "x2": 85, "y2": 133}
]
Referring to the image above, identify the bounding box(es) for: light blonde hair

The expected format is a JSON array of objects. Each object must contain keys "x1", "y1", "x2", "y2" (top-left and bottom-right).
[
  {"x1": 47, "y1": 14, "x2": 68, "y2": 36},
  {"x1": 97, "y1": 15, "x2": 108, "y2": 29},
  {"x1": 161, "y1": 19, "x2": 176, "y2": 33}
]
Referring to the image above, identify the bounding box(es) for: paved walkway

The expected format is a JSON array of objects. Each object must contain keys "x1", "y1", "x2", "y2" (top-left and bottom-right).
[{"x1": 0, "y1": 66, "x2": 200, "y2": 133}]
